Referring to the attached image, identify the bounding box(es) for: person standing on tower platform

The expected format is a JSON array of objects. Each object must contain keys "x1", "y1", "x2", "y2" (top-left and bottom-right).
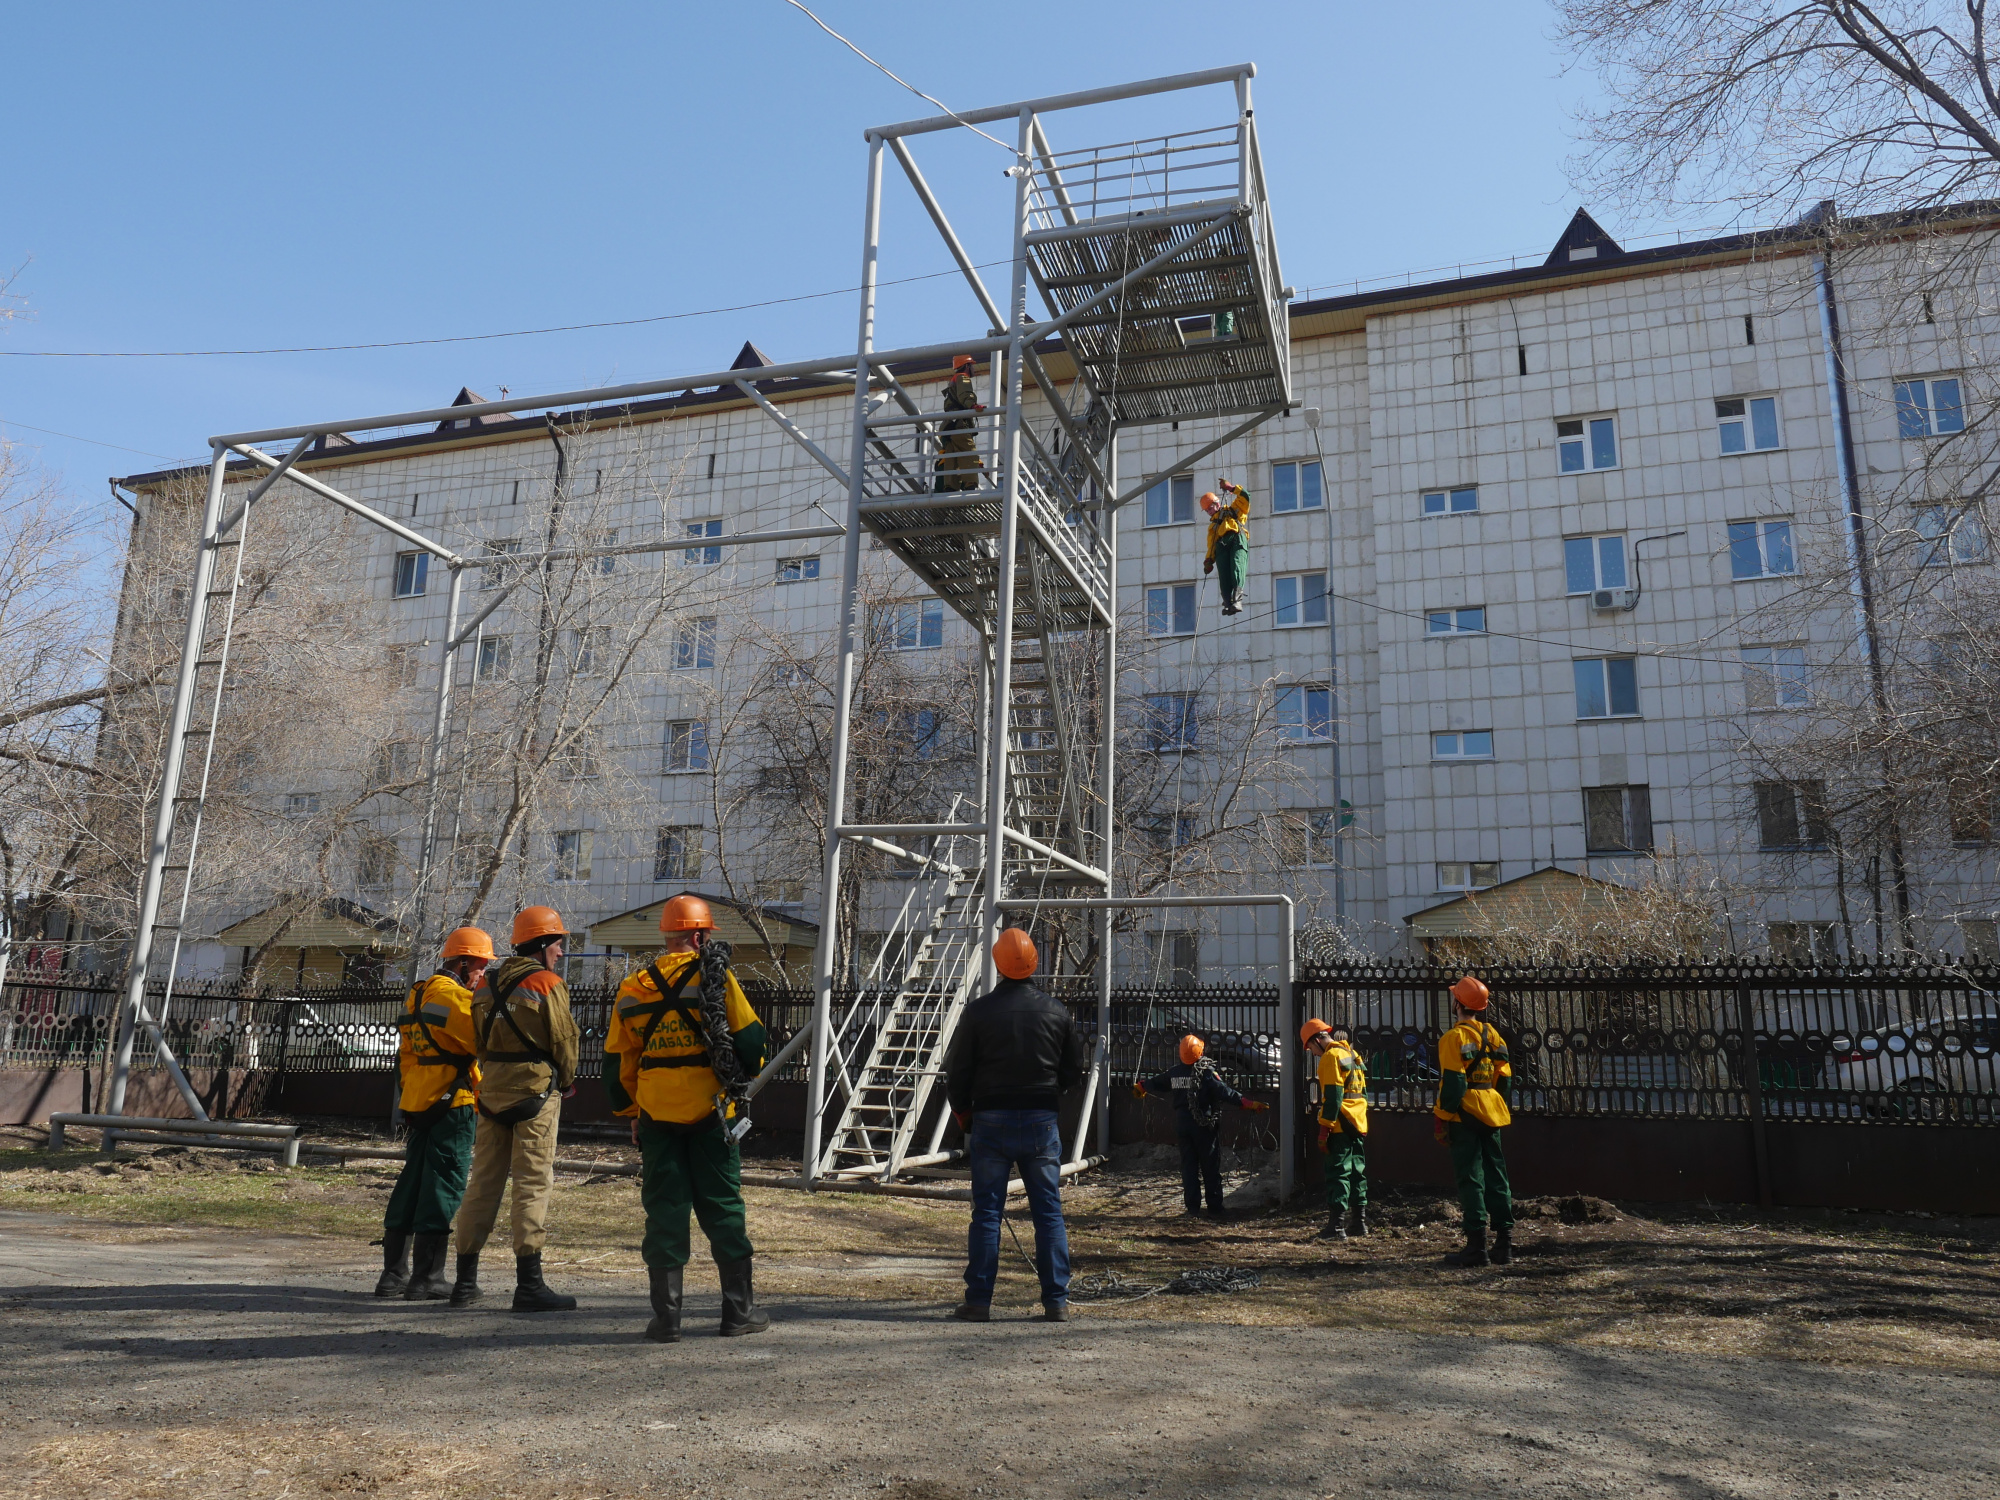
[
  {"x1": 449, "y1": 904, "x2": 581, "y2": 1312},
  {"x1": 1433, "y1": 974, "x2": 1514, "y2": 1268},
  {"x1": 1300, "y1": 1018, "x2": 1369, "y2": 1243},
  {"x1": 934, "y1": 354, "x2": 986, "y2": 493},
  {"x1": 376, "y1": 926, "x2": 491, "y2": 1299},
  {"x1": 1201, "y1": 478, "x2": 1251, "y2": 615},
  {"x1": 1133, "y1": 1034, "x2": 1271, "y2": 1220},
  {"x1": 604, "y1": 894, "x2": 771, "y2": 1342}
]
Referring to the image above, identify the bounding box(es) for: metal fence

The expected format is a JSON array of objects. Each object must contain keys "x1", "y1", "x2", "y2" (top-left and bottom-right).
[{"x1": 1300, "y1": 960, "x2": 2000, "y2": 1126}]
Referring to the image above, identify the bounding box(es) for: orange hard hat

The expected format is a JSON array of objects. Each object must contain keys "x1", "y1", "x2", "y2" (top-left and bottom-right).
[
  {"x1": 952, "y1": 354, "x2": 974, "y2": 370},
  {"x1": 1178, "y1": 1034, "x2": 1204, "y2": 1065},
  {"x1": 992, "y1": 927, "x2": 1038, "y2": 980},
  {"x1": 660, "y1": 894, "x2": 715, "y2": 933},
  {"x1": 441, "y1": 926, "x2": 495, "y2": 962},
  {"x1": 1451, "y1": 974, "x2": 1490, "y2": 1011},
  {"x1": 1199, "y1": 491, "x2": 1220, "y2": 513},
  {"x1": 1300, "y1": 1017, "x2": 1333, "y2": 1047},
  {"x1": 511, "y1": 905, "x2": 565, "y2": 947}
]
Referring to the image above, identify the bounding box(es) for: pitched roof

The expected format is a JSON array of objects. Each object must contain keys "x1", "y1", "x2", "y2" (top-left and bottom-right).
[
  {"x1": 1404, "y1": 865, "x2": 1624, "y2": 937},
  {"x1": 1543, "y1": 207, "x2": 1624, "y2": 267},
  {"x1": 587, "y1": 890, "x2": 818, "y2": 953},
  {"x1": 731, "y1": 340, "x2": 777, "y2": 371},
  {"x1": 434, "y1": 387, "x2": 514, "y2": 433},
  {"x1": 214, "y1": 896, "x2": 409, "y2": 950}
]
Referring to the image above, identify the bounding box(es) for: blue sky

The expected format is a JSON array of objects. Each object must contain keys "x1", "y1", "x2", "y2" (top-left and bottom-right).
[{"x1": 0, "y1": 2, "x2": 1693, "y2": 508}]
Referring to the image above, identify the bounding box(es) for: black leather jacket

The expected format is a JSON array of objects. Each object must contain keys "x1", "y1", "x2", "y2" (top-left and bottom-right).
[{"x1": 944, "y1": 979, "x2": 1088, "y2": 1114}]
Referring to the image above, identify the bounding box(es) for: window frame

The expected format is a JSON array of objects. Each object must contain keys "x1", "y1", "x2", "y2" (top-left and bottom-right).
[
  {"x1": 476, "y1": 539, "x2": 520, "y2": 592},
  {"x1": 1894, "y1": 375, "x2": 1966, "y2": 439},
  {"x1": 1728, "y1": 518, "x2": 1797, "y2": 580},
  {"x1": 1426, "y1": 606, "x2": 1487, "y2": 636},
  {"x1": 1741, "y1": 645, "x2": 1810, "y2": 709},
  {"x1": 475, "y1": 635, "x2": 511, "y2": 682},
  {"x1": 1915, "y1": 504, "x2": 1990, "y2": 567},
  {"x1": 1583, "y1": 784, "x2": 1655, "y2": 854},
  {"x1": 1431, "y1": 730, "x2": 1494, "y2": 761},
  {"x1": 1277, "y1": 808, "x2": 1341, "y2": 870},
  {"x1": 1272, "y1": 571, "x2": 1329, "y2": 628},
  {"x1": 1436, "y1": 860, "x2": 1501, "y2": 893},
  {"x1": 673, "y1": 617, "x2": 717, "y2": 670},
  {"x1": 1573, "y1": 656, "x2": 1641, "y2": 720},
  {"x1": 1557, "y1": 414, "x2": 1619, "y2": 473},
  {"x1": 1145, "y1": 582, "x2": 1198, "y2": 637},
  {"x1": 775, "y1": 555, "x2": 821, "y2": 584},
  {"x1": 876, "y1": 598, "x2": 945, "y2": 651},
  {"x1": 682, "y1": 518, "x2": 723, "y2": 567},
  {"x1": 1274, "y1": 684, "x2": 1333, "y2": 742},
  {"x1": 1421, "y1": 486, "x2": 1479, "y2": 516},
  {"x1": 653, "y1": 825, "x2": 703, "y2": 881},
  {"x1": 1270, "y1": 459, "x2": 1324, "y2": 513},
  {"x1": 1143, "y1": 692, "x2": 1200, "y2": 753},
  {"x1": 1754, "y1": 779, "x2": 1831, "y2": 850},
  {"x1": 393, "y1": 551, "x2": 429, "y2": 599},
  {"x1": 1564, "y1": 533, "x2": 1630, "y2": 595},
  {"x1": 1716, "y1": 395, "x2": 1782, "y2": 454},
  {"x1": 1143, "y1": 473, "x2": 1196, "y2": 528},
  {"x1": 551, "y1": 829, "x2": 593, "y2": 883},
  {"x1": 664, "y1": 718, "x2": 710, "y2": 774}
]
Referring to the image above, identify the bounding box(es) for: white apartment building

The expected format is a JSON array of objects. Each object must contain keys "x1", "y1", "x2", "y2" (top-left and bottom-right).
[{"x1": 115, "y1": 207, "x2": 2000, "y2": 982}]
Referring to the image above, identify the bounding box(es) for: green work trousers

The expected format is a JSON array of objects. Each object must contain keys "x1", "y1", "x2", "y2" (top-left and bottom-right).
[
  {"x1": 384, "y1": 1104, "x2": 475, "y2": 1237},
  {"x1": 1447, "y1": 1120, "x2": 1512, "y2": 1232},
  {"x1": 639, "y1": 1115, "x2": 754, "y2": 1270},
  {"x1": 1213, "y1": 533, "x2": 1247, "y2": 609},
  {"x1": 1321, "y1": 1126, "x2": 1367, "y2": 1218}
]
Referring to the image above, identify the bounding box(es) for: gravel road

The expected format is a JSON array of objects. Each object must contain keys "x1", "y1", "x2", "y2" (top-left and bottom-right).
[{"x1": 3, "y1": 1209, "x2": 1995, "y2": 1500}]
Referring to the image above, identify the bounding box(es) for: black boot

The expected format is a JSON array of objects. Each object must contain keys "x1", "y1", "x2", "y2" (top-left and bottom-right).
[
  {"x1": 403, "y1": 1233, "x2": 452, "y2": 1300},
  {"x1": 512, "y1": 1252, "x2": 577, "y2": 1312},
  {"x1": 1350, "y1": 1206, "x2": 1369, "y2": 1237},
  {"x1": 716, "y1": 1255, "x2": 771, "y2": 1337},
  {"x1": 448, "y1": 1252, "x2": 482, "y2": 1307},
  {"x1": 645, "y1": 1266, "x2": 684, "y2": 1343},
  {"x1": 1317, "y1": 1212, "x2": 1347, "y2": 1242},
  {"x1": 1490, "y1": 1227, "x2": 1513, "y2": 1266},
  {"x1": 1444, "y1": 1225, "x2": 1490, "y2": 1268},
  {"x1": 373, "y1": 1231, "x2": 410, "y2": 1297}
]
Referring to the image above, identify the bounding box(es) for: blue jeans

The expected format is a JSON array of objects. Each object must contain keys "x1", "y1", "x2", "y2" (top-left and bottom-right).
[{"x1": 964, "y1": 1108, "x2": 1071, "y2": 1308}]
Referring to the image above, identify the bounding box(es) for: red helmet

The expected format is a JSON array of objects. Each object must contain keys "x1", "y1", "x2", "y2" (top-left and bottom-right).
[
  {"x1": 992, "y1": 928, "x2": 1038, "y2": 980},
  {"x1": 1178, "y1": 1034, "x2": 1205, "y2": 1065},
  {"x1": 1451, "y1": 975, "x2": 1490, "y2": 1011}
]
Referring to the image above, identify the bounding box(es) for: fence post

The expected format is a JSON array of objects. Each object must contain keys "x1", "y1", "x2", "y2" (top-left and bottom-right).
[{"x1": 1735, "y1": 980, "x2": 1773, "y2": 1208}]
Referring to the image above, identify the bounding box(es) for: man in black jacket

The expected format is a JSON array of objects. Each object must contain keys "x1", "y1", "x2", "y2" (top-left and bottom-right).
[
  {"x1": 943, "y1": 927, "x2": 1088, "y2": 1323},
  {"x1": 1136, "y1": 1033, "x2": 1271, "y2": 1219}
]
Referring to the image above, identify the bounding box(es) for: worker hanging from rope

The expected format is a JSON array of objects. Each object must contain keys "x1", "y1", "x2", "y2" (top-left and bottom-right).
[
  {"x1": 1200, "y1": 477, "x2": 1251, "y2": 616},
  {"x1": 933, "y1": 353, "x2": 985, "y2": 493},
  {"x1": 1433, "y1": 975, "x2": 1514, "y2": 1269},
  {"x1": 604, "y1": 894, "x2": 771, "y2": 1342},
  {"x1": 1134, "y1": 1034, "x2": 1271, "y2": 1221},
  {"x1": 376, "y1": 926, "x2": 492, "y2": 1299},
  {"x1": 1301, "y1": 1019, "x2": 1368, "y2": 1244}
]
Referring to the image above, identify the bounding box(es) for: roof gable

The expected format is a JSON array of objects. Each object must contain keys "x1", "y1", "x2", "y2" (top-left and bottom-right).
[
  {"x1": 1405, "y1": 865, "x2": 1622, "y2": 937},
  {"x1": 1543, "y1": 208, "x2": 1624, "y2": 268}
]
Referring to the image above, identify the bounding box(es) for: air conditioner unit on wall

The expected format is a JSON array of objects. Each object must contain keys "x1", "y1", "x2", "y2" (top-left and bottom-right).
[{"x1": 1591, "y1": 587, "x2": 1638, "y2": 612}]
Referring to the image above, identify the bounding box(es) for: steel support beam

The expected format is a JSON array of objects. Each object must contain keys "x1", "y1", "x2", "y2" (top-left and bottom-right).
[
  {"x1": 1109, "y1": 408, "x2": 1288, "y2": 511},
  {"x1": 230, "y1": 445, "x2": 464, "y2": 563},
  {"x1": 870, "y1": 63, "x2": 1254, "y2": 139},
  {"x1": 736, "y1": 379, "x2": 851, "y2": 486},
  {"x1": 407, "y1": 564, "x2": 465, "y2": 978},
  {"x1": 887, "y1": 136, "x2": 1006, "y2": 334}
]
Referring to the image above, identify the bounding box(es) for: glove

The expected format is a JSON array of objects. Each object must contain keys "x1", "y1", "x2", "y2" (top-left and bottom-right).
[
  {"x1": 1316, "y1": 1122, "x2": 1331, "y2": 1149},
  {"x1": 1131, "y1": 1082, "x2": 1147, "y2": 1099},
  {"x1": 1433, "y1": 1118, "x2": 1450, "y2": 1146},
  {"x1": 1241, "y1": 1099, "x2": 1270, "y2": 1113},
  {"x1": 952, "y1": 1110, "x2": 970, "y2": 1134},
  {"x1": 1203, "y1": 558, "x2": 1215, "y2": 574}
]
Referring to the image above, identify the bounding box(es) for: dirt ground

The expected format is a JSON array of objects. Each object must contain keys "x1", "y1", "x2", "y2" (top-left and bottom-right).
[{"x1": 2, "y1": 1123, "x2": 1998, "y2": 1498}]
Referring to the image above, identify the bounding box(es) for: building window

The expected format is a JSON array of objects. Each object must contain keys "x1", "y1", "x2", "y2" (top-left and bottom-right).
[
  {"x1": 1717, "y1": 396, "x2": 1781, "y2": 453},
  {"x1": 1277, "y1": 809, "x2": 1341, "y2": 869},
  {"x1": 1431, "y1": 730, "x2": 1493, "y2": 760},
  {"x1": 567, "y1": 627, "x2": 609, "y2": 676},
  {"x1": 1574, "y1": 657, "x2": 1640, "y2": 719},
  {"x1": 284, "y1": 792, "x2": 321, "y2": 818},
  {"x1": 876, "y1": 598, "x2": 944, "y2": 650},
  {"x1": 1146, "y1": 584, "x2": 1197, "y2": 637},
  {"x1": 665, "y1": 719, "x2": 709, "y2": 773},
  {"x1": 1768, "y1": 921, "x2": 1839, "y2": 965},
  {"x1": 553, "y1": 741, "x2": 599, "y2": 780},
  {"x1": 776, "y1": 555, "x2": 821, "y2": 583},
  {"x1": 1273, "y1": 571, "x2": 1327, "y2": 627},
  {"x1": 1145, "y1": 929, "x2": 1199, "y2": 986},
  {"x1": 589, "y1": 529, "x2": 619, "y2": 574},
  {"x1": 551, "y1": 830, "x2": 592, "y2": 882},
  {"x1": 1755, "y1": 780, "x2": 1831, "y2": 849},
  {"x1": 1742, "y1": 646, "x2": 1809, "y2": 709},
  {"x1": 358, "y1": 834, "x2": 397, "y2": 890},
  {"x1": 1426, "y1": 607, "x2": 1486, "y2": 635},
  {"x1": 890, "y1": 708, "x2": 943, "y2": 760},
  {"x1": 1557, "y1": 415, "x2": 1618, "y2": 472},
  {"x1": 1437, "y1": 861, "x2": 1500, "y2": 892},
  {"x1": 1895, "y1": 376, "x2": 1964, "y2": 438},
  {"x1": 1916, "y1": 505, "x2": 1989, "y2": 566},
  {"x1": 1143, "y1": 693, "x2": 1199, "y2": 752},
  {"x1": 1144, "y1": 474, "x2": 1195, "y2": 527},
  {"x1": 1584, "y1": 785, "x2": 1654, "y2": 853},
  {"x1": 1275, "y1": 684, "x2": 1332, "y2": 741},
  {"x1": 393, "y1": 552, "x2": 429, "y2": 598},
  {"x1": 477, "y1": 539, "x2": 520, "y2": 591},
  {"x1": 1422, "y1": 486, "x2": 1478, "y2": 515},
  {"x1": 683, "y1": 519, "x2": 723, "y2": 566},
  {"x1": 1729, "y1": 519, "x2": 1796, "y2": 579},
  {"x1": 376, "y1": 740, "x2": 422, "y2": 785},
  {"x1": 674, "y1": 618, "x2": 717, "y2": 670},
  {"x1": 1564, "y1": 534, "x2": 1628, "y2": 594},
  {"x1": 476, "y1": 636, "x2": 512, "y2": 681},
  {"x1": 452, "y1": 835, "x2": 499, "y2": 887},
  {"x1": 1271, "y1": 460, "x2": 1323, "y2": 512},
  {"x1": 387, "y1": 644, "x2": 425, "y2": 689},
  {"x1": 654, "y1": 825, "x2": 702, "y2": 881}
]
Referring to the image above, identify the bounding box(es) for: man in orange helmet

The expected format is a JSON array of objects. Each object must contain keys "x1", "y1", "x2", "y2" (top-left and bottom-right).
[
  {"x1": 1433, "y1": 975, "x2": 1514, "y2": 1268},
  {"x1": 933, "y1": 353, "x2": 985, "y2": 493},
  {"x1": 604, "y1": 893, "x2": 771, "y2": 1341},
  {"x1": 943, "y1": 927, "x2": 1088, "y2": 1322},
  {"x1": 376, "y1": 926, "x2": 492, "y2": 1299},
  {"x1": 1200, "y1": 477, "x2": 1252, "y2": 615},
  {"x1": 1301, "y1": 1018, "x2": 1369, "y2": 1243},
  {"x1": 450, "y1": 904, "x2": 581, "y2": 1311},
  {"x1": 1134, "y1": 1034, "x2": 1271, "y2": 1220}
]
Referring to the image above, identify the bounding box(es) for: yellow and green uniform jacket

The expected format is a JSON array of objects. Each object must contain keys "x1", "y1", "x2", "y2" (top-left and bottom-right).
[
  {"x1": 1204, "y1": 483, "x2": 1251, "y2": 563},
  {"x1": 1316, "y1": 1040, "x2": 1368, "y2": 1136},
  {"x1": 470, "y1": 956, "x2": 579, "y2": 1114},
  {"x1": 396, "y1": 972, "x2": 481, "y2": 1114},
  {"x1": 1434, "y1": 1018, "x2": 1512, "y2": 1128},
  {"x1": 605, "y1": 949, "x2": 768, "y2": 1125}
]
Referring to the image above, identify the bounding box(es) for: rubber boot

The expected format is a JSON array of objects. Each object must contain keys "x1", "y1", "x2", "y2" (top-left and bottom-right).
[
  {"x1": 403, "y1": 1233, "x2": 452, "y2": 1300},
  {"x1": 512, "y1": 1252, "x2": 577, "y2": 1312},
  {"x1": 1444, "y1": 1225, "x2": 1490, "y2": 1268},
  {"x1": 373, "y1": 1231, "x2": 410, "y2": 1297},
  {"x1": 1350, "y1": 1206, "x2": 1369, "y2": 1237},
  {"x1": 644, "y1": 1265, "x2": 683, "y2": 1344},
  {"x1": 716, "y1": 1255, "x2": 770, "y2": 1336},
  {"x1": 1490, "y1": 1228, "x2": 1514, "y2": 1266},
  {"x1": 1317, "y1": 1212, "x2": 1347, "y2": 1242},
  {"x1": 448, "y1": 1252, "x2": 482, "y2": 1307}
]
